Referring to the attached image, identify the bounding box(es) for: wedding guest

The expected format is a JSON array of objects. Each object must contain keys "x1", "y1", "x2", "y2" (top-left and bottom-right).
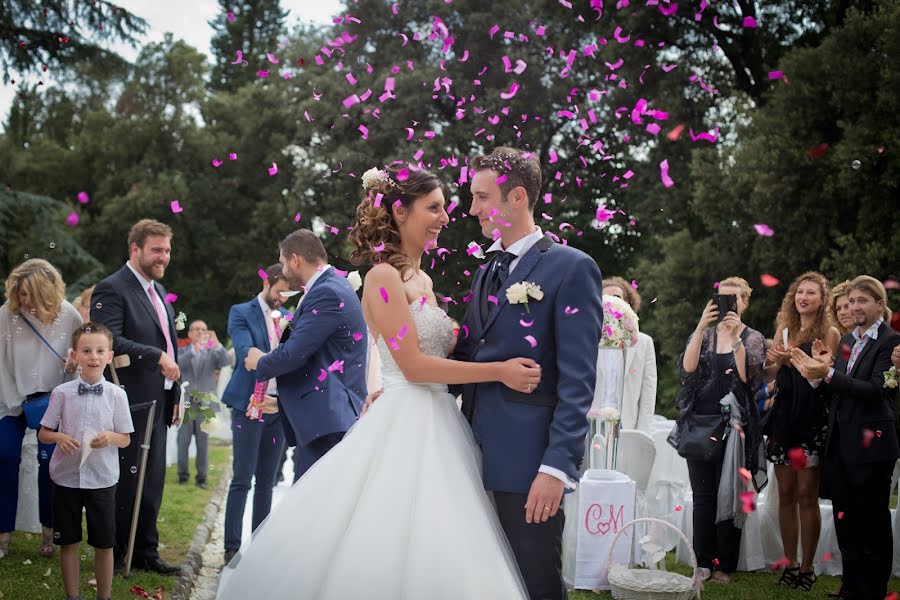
[
  {"x1": 828, "y1": 281, "x2": 854, "y2": 335},
  {"x1": 90, "y1": 219, "x2": 181, "y2": 574},
  {"x1": 38, "y1": 322, "x2": 133, "y2": 600},
  {"x1": 763, "y1": 272, "x2": 840, "y2": 592},
  {"x1": 73, "y1": 286, "x2": 95, "y2": 324},
  {"x1": 0, "y1": 258, "x2": 82, "y2": 559},
  {"x1": 594, "y1": 276, "x2": 657, "y2": 432},
  {"x1": 177, "y1": 320, "x2": 231, "y2": 489},
  {"x1": 791, "y1": 275, "x2": 900, "y2": 600},
  {"x1": 894, "y1": 343, "x2": 900, "y2": 370},
  {"x1": 221, "y1": 264, "x2": 291, "y2": 564},
  {"x1": 676, "y1": 276, "x2": 766, "y2": 583}
]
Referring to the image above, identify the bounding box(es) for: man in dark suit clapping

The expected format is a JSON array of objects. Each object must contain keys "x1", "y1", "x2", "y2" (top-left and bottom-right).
[
  {"x1": 90, "y1": 219, "x2": 181, "y2": 574},
  {"x1": 792, "y1": 275, "x2": 900, "y2": 600}
]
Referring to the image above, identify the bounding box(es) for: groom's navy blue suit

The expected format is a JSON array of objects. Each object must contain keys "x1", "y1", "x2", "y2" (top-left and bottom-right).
[
  {"x1": 455, "y1": 233, "x2": 603, "y2": 600},
  {"x1": 256, "y1": 268, "x2": 367, "y2": 476}
]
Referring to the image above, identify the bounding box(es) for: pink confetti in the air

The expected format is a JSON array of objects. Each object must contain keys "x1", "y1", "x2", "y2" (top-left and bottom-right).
[
  {"x1": 268, "y1": 162, "x2": 278, "y2": 176},
  {"x1": 754, "y1": 224, "x2": 775, "y2": 237},
  {"x1": 822, "y1": 552, "x2": 833, "y2": 562},
  {"x1": 595, "y1": 204, "x2": 615, "y2": 223},
  {"x1": 659, "y1": 159, "x2": 674, "y2": 188},
  {"x1": 226, "y1": 11, "x2": 236, "y2": 23},
  {"x1": 742, "y1": 16, "x2": 758, "y2": 28},
  {"x1": 372, "y1": 242, "x2": 386, "y2": 253},
  {"x1": 487, "y1": 295, "x2": 499, "y2": 305},
  {"x1": 500, "y1": 82, "x2": 520, "y2": 99},
  {"x1": 211, "y1": 158, "x2": 222, "y2": 167},
  {"x1": 740, "y1": 490, "x2": 756, "y2": 513},
  {"x1": 675, "y1": 505, "x2": 683, "y2": 512},
  {"x1": 258, "y1": 269, "x2": 268, "y2": 280},
  {"x1": 495, "y1": 174, "x2": 508, "y2": 184},
  {"x1": 77, "y1": 191, "x2": 90, "y2": 204},
  {"x1": 229, "y1": 152, "x2": 237, "y2": 160},
  {"x1": 66, "y1": 211, "x2": 79, "y2": 227},
  {"x1": 738, "y1": 467, "x2": 752, "y2": 482},
  {"x1": 352, "y1": 332, "x2": 364, "y2": 342},
  {"x1": 519, "y1": 319, "x2": 534, "y2": 328},
  {"x1": 328, "y1": 360, "x2": 344, "y2": 373},
  {"x1": 170, "y1": 200, "x2": 183, "y2": 213},
  {"x1": 631, "y1": 280, "x2": 639, "y2": 289},
  {"x1": 379, "y1": 287, "x2": 389, "y2": 303},
  {"x1": 837, "y1": 511, "x2": 844, "y2": 520},
  {"x1": 317, "y1": 369, "x2": 328, "y2": 382},
  {"x1": 164, "y1": 293, "x2": 177, "y2": 304},
  {"x1": 230, "y1": 50, "x2": 243, "y2": 65},
  {"x1": 358, "y1": 124, "x2": 369, "y2": 139},
  {"x1": 564, "y1": 306, "x2": 579, "y2": 315},
  {"x1": 257, "y1": 70, "x2": 269, "y2": 78},
  {"x1": 760, "y1": 274, "x2": 781, "y2": 287},
  {"x1": 524, "y1": 335, "x2": 538, "y2": 348},
  {"x1": 266, "y1": 53, "x2": 280, "y2": 64},
  {"x1": 769, "y1": 71, "x2": 784, "y2": 80}
]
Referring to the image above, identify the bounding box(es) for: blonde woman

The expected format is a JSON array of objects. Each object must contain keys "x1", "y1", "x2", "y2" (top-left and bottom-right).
[
  {"x1": 0, "y1": 259, "x2": 82, "y2": 559},
  {"x1": 764, "y1": 272, "x2": 840, "y2": 591},
  {"x1": 827, "y1": 281, "x2": 854, "y2": 335}
]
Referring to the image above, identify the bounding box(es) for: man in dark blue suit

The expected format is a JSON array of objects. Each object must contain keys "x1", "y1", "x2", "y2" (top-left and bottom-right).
[
  {"x1": 244, "y1": 230, "x2": 367, "y2": 479},
  {"x1": 91, "y1": 219, "x2": 182, "y2": 574},
  {"x1": 220, "y1": 264, "x2": 292, "y2": 564},
  {"x1": 454, "y1": 147, "x2": 603, "y2": 600}
]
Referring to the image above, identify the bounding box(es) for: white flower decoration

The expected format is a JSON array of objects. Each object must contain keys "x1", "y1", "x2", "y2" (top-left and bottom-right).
[
  {"x1": 347, "y1": 270, "x2": 363, "y2": 292},
  {"x1": 361, "y1": 167, "x2": 392, "y2": 191},
  {"x1": 886, "y1": 366, "x2": 898, "y2": 389},
  {"x1": 598, "y1": 406, "x2": 621, "y2": 422},
  {"x1": 506, "y1": 282, "x2": 543, "y2": 313},
  {"x1": 199, "y1": 416, "x2": 217, "y2": 434},
  {"x1": 174, "y1": 311, "x2": 187, "y2": 331}
]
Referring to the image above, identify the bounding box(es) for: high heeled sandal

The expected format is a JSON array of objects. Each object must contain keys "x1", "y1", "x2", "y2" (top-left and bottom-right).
[
  {"x1": 793, "y1": 570, "x2": 817, "y2": 592},
  {"x1": 777, "y1": 565, "x2": 800, "y2": 586}
]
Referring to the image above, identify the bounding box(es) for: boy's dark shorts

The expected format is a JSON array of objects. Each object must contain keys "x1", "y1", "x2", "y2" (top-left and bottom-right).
[{"x1": 52, "y1": 483, "x2": 116, "y2": 548}]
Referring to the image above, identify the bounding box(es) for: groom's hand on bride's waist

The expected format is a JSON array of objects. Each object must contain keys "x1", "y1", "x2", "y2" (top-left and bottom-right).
[
  {"x1": 360, "y1": 388, "x2": 383, "y2": 417},
  {"x1": 524, "y1": 472, "x2": 564, "y2": 524}
]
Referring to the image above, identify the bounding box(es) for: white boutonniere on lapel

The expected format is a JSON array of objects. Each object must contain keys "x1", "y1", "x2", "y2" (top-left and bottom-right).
[
  {"x1": 506, "y1": 282, "x2": 544, "y2": 314},
  {"x1": 174, "y1": 311, "x2": 187, "y2": 331},
  {"x1": 885, "y1": 366, "x2": 898, "y2": 389}
]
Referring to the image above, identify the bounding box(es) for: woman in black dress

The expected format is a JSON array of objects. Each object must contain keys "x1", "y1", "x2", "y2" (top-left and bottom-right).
[
  {"x1": 764, "y1": 272, "x2": 840, "y2": 592},
  {"x1": 677, "y1": 277, "x2": 767, "y2": 584}
]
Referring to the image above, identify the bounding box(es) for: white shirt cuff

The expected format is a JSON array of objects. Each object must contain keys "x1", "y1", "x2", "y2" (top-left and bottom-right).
[
  {"x1": 808, "y1": 378, "x2": 822, "y2": 388},
  {"x1": 539, "y1": 465, "x2": 577, "y2": 490}
]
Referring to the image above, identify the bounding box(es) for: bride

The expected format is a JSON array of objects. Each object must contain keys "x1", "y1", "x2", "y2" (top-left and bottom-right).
[{"x1": 216, "y1": 166, "x2": 542, "y2": 599}]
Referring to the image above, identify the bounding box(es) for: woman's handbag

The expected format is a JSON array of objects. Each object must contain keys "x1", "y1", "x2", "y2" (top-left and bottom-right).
[
  {"x1": 667, "y1": 409, "x2": 728, "y2": 462},
  {"x1": 20, "y1": 314, "x2": 64, "y2": 430}
]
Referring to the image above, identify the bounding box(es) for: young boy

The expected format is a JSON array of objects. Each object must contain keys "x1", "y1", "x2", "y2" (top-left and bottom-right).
[{"x1": 39, "y1": 323, "x2": 134, "y2": 600}]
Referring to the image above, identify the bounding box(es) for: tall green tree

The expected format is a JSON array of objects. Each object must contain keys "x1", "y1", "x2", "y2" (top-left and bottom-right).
[
  {"x1": 0, "y1": 0, "x2": 146, "y2": 82},
  {"x1": 208, "y1": 0, "x2": 289, "y2": 91}
]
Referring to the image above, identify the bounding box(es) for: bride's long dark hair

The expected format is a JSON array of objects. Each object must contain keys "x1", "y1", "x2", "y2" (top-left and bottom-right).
[{"x1": 349, "y1": 165, "x2": 444, "y2": 281}]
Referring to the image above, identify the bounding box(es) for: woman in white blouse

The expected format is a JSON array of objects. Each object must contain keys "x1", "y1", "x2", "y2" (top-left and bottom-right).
[
  {"x1": 0, "y1": 259, "x2": 82, "y2": 559},
  {"x1": 592, "y1": 277, "x2": 658, "y2": 432}
]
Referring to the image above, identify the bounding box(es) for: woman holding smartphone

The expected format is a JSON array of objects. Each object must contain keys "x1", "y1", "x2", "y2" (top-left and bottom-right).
[
  {"x1": 678, "y1": 276, "x2": 766, "y2": 583},
  {"x1": 764, "y1": 272, "x2": 840, "y2": 592}
]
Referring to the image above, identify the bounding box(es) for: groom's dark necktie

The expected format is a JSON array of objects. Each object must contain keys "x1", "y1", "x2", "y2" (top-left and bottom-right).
[{"x1": 481, "y1": 251, "x2": 514, "y2": 324}]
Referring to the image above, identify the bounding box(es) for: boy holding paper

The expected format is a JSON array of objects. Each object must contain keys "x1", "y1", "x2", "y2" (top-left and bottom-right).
[{"x1": 39, "y1": 322, "x2": 134, "y2": 600}]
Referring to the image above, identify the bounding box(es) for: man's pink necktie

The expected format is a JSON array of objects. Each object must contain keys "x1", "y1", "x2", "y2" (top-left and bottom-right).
[{"x1": 148, "y1": 283, "x2": 175, "y2": 364}]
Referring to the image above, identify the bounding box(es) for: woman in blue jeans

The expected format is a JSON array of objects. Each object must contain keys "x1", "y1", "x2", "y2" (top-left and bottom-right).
[{"x1": 0, "y1": 259, "x2": 82, "y2": 558}]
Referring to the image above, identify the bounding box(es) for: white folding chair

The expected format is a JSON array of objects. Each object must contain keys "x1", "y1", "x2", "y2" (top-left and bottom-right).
[{"x1": 617, "y1": 429, "x2": 656, "y2": 492}]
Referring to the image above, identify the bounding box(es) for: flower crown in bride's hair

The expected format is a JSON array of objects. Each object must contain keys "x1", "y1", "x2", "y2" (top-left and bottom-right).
[{"x1": 361, "y1": 167, "x2": 397, "y2": 192}]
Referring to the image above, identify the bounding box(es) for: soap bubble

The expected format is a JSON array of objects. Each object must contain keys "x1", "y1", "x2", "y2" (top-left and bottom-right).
[
  {"x1": 130, "y1": 466, "x2": 138, "y2": 474},
  {"x1": 851, "y1": 160, "x2": 862, "y2": 170},
  {"x1": 49, "y1": 242, "x2": 56, "y2": 249},
  {"x1": 95, "y1": 302, "x2": 102, "y2": 309}
]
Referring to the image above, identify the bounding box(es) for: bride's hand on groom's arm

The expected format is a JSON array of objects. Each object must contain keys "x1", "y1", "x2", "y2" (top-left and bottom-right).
[
  {"x1": 524, "y1": 473, "x2": 564, "y2": 524},
  {"x1": 500, "y1": 358, "x2": 542, "y2": 393}
]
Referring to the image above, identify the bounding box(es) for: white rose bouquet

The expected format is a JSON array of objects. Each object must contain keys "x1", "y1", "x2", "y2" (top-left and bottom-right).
[{"x1": 600, "y1": 295, "x2": 639, "y2": 349}]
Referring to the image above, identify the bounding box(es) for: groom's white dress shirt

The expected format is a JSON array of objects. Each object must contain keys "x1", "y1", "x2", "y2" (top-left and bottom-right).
[{"x1": 487, "y1": 227, "x2": 577, "y2": 490}]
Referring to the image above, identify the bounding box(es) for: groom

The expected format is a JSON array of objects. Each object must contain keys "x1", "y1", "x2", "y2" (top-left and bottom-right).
[
  {"x1": 454, "y1": 147, "x2": 603, "y2": 600},
  {"x1": 244, "y1": 229, "x2": 367, "y2": 477}
]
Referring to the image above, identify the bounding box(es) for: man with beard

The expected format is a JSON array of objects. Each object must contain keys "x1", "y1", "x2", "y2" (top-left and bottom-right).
[
  {"x1": 243, "y1": 230, "x2": 366, "y2": 479},
  {"x1": 90, "y1": 219, "x2": 181, "y2": 574},
  {"x1": 220, "y1": 264, "x2": 292, "y2": 564}
]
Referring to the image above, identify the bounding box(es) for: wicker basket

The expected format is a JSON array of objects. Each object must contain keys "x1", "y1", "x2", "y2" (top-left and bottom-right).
[{"x1": 605, "y1": 517, "x2": 702, "y2": 600}]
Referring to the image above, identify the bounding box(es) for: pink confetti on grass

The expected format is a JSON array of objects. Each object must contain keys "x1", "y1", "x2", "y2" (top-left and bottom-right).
[
  {"x1": 170, "y1": 200, "x2": 183, "y2": 213},
  {"x1": 379, "y1": 287, "x2": 390, "y2": 303},
  {"x1": 77, "y1": 191, "x2": 90, "y2": 204},
  {"x1": 659, "y1": 159, "x2": 674, "y2": 188},
  {"x1": 754, "y1": 224, "x2": 775, "y2": 237},
  {"x1": 66, "y1": 212, "x2": 79, "y2": 227},
  {"x1": 524, "y1": 335, "x2": 538, "y2": 348}
]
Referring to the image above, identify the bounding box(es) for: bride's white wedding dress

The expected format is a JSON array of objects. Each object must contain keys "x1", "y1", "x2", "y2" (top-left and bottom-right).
[{"x1": 217, "y1": 301, "x2": 527, "y2": 599}]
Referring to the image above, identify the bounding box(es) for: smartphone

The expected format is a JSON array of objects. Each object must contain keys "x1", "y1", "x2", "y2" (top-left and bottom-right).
[{"x1": 712, "y1": 293, "x2": 737, "y2": 322}]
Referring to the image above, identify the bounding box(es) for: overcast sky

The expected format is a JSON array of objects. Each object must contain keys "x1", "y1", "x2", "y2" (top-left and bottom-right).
[{"x1": 0, "y1": 0, "x2": 344, "y2": 121}]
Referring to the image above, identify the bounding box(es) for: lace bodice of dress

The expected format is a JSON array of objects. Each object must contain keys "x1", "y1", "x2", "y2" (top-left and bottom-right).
[{"x1": 376, "y1": 301, "x2": 455, "y2": 380}]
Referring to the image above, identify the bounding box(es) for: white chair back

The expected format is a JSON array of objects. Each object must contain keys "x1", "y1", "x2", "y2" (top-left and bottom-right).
[{"x1": 617, "y1": 429, "x2": 656, "y2": 492}]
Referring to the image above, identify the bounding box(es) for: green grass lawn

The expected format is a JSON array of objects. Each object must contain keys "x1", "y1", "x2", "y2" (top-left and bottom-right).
[
  {"x1": 0, "y1": 444, "x2": 230, "y2": 600},
  {"x1": 567, "y1": 553, "x2": 900, "y2": 599}
]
